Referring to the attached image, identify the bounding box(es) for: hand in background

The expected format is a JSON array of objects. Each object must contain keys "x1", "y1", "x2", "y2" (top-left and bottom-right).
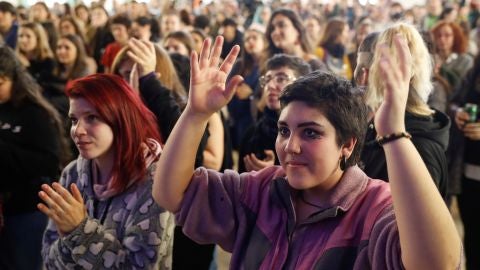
[
  {"x1": 38, "y1": 182, "x2": 86, "y2": 237},
  {"x1": 374, "y1": 34, "x2": 410, "y2": 136},
  {"x1": 127, "y1": 38, "x2": 156, "y2": 77},
  {"x1": 244, "y1": 150, "x2": 276, "y2": 172}
]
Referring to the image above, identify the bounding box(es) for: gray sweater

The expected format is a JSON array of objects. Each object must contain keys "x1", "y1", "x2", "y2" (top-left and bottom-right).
[{"x1": 41, "y1": 158, "x2": 174, "y2": 269}]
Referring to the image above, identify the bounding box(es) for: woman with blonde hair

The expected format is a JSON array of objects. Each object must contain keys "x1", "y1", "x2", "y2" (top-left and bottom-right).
[
  {"x1": 362, "y1": 23, "x2": 450, "y2": 199},
  {"x1": 16, "y1": 22, "x2": 55, "y2": 86}
]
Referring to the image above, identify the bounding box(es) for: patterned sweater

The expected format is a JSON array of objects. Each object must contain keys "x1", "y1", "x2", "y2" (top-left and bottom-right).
[{"x1": 42, "y1": 157, "x2": 174, "y2": 269}]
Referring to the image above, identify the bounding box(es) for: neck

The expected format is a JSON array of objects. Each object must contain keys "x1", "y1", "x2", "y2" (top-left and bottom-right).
[
  {"x1": 438, "y1": 50, "x2": 452, "y2": 61},
  {"x1": 299, "y1": 165, "x2": 344, "y2": 210},
  {"x1": 93, "y1": 155, "x2": 114, "y2": 185}
]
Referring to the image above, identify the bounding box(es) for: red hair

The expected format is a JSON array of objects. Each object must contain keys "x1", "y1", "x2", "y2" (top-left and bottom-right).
[
  {"x1": 66, "y1": 74, "x2": 161, "y2": 192},
  {"x1": 431, "y1": 20, "x2": 468, "y2": 54}
]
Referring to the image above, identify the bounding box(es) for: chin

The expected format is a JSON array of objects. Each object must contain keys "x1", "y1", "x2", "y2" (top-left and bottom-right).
[{"x1": 285, "y1": 172, "x2": 314, "y2": 190}]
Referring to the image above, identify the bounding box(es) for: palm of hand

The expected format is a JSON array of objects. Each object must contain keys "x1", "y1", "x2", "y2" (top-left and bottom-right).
[
  {"x1": 190, "y1": 67, "x2": 230, "y2": 115},
  {"x1": 188, "y1": 36, "x2": 243, "y2": 117},
  {"x1": 374, "y1": 35, "x2": 411, "y2": 135}
]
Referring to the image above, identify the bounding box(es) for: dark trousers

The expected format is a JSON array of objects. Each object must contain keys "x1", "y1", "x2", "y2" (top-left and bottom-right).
[
  {"x1": 458, "y1": 177, "x2": 480, "y2": 270},
  {"x1": 173, "y1": 226, "x2": 215, "y2": 270},
  {"x1": 0, "y1": 211, "x2": 48, "y2": 270}
]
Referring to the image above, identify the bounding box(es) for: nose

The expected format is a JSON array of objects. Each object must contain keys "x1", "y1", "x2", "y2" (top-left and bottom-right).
[
  {"x1": 284, "y1": 133, "x2": 301, "y2": 155},
  {"x1": 72, "y1": 120, "x2": 87, "y2": 137}
]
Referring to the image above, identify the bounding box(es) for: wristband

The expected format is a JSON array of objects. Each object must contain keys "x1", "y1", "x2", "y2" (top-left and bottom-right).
[{"x1": 376, "y1": 131, "x2": 412, "y2": 146}]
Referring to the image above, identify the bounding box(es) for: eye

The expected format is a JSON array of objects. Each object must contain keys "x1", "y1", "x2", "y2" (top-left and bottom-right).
[
  {"x1": 303, "y1": 128, "x2": 321, "y2": 139},
  {"x1": 69, "y1": 116, "x2": 78, "y2": 125},
  {"x1": 86, "y1": 114, "x2": 98, "y2": 122},
  {"x1": 278, "y1": 126, "x2": 290, "y2": 137}
]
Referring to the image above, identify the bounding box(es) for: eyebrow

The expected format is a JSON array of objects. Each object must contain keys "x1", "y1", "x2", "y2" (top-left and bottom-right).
[
  {"x1": 68, "y1": 110, "x2": 96, "y2": 117},
  {"x1": 278, "y1": 121, "x2": 324, "y2": 128}
]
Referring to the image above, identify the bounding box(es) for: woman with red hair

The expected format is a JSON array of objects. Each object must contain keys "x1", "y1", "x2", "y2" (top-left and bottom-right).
[
  {"x1": 38, "y1": 74, "x2": 174, "y2": 269},
  {"x1": 431, "y1": 20, "x2": 473, "y2": 89}
]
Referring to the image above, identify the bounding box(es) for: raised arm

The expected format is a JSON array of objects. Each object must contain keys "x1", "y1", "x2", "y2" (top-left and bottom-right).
[
  {"x1": 375, "y1": 35, "x2": 461, "y2": 270},
  {"x1": 152, "y1": 36, "x2": 243, "y2": 212}
]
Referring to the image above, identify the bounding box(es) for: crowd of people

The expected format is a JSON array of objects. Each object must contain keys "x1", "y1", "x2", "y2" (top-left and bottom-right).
[{"x1": 0, "y1": 0, "x2": 478, "y2": 269}]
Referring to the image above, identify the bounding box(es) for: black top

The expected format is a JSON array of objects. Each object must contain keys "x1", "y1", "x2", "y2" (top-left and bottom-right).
[
  {"x1": 238, "y1": 108, "x2": 280, "y2": 173},
  {"x1": 361, "y1": 110, "x2": 450, "y2": 199},
  {"x1": 0, "y1": 100, "x2": 61, "y2": 215}
]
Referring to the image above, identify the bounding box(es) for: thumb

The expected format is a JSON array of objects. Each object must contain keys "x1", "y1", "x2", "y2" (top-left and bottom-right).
[
  {"x1": 224, "y1": 75, "x2": 244, "y2": 100},
  {"x1": 264, "y1": 150, "x2": 275, "y2": 161},
  {"x1": 70, "y1": 183, "x2": 83, "y2": 203}
]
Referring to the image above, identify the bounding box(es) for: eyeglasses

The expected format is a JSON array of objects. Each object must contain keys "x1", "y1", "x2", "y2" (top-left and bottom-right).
[{"x1": 259, "y1": 73, "x2": 296, "y2": 88}]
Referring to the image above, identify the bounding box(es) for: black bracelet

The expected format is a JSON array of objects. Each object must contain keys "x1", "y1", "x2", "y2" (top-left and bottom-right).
[{"x1": 376, "y1": 131, "x2": 412, "y2": 146}]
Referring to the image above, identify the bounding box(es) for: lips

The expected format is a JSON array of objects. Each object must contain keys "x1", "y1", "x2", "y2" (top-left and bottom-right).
[
  {"x1": 286, "y1": 160, "x2": 307, "y2": 167},
  {"x1": 76, "y1": 141, "x2": 92, "y2": 148}
]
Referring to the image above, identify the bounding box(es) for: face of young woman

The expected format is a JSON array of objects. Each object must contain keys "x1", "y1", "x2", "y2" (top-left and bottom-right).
[
  {"x1": 0, "y1": 76, "x2": 13, "y2": 104},
  {"x1": 56, "y1": 38, "x2": 78, "y2": 65},
  {"x1": 69, "y1": 97, "x2": 114, "y2": 165},
  {"x1": 435, "y1": 25, "x2": 454, "y2": 54},
  {"x1": 91, "y1": 7, "x2": 108, "y2": 28},
  {"x1": 276, "y1": 101, "x2": 345, "y2": 192},
  {"x1": 60, "y1": 20, "x2": 76, "y2": 36},
  {"x1": 164, "y1": 38, "x2": 189, "y2": 56},
  {"x1": 244, "y1": 30, "x2": 265, "y2": 56},
  {"x1": 270, "y1": 14, "x2": 300, "y2": 50},
  {"x1": 117, "y1": 57, "x2": 135, "y2": 83},
  {"x1": 18, "y1": 27, "x2": 38, "y2": 53}
]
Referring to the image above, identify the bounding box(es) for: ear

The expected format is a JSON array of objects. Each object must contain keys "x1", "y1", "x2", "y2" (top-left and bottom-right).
[
  {"x1": 341, "y1": 137, "x2": 357, "y2": 159},
  {"x1": 359, "y1": 67, "x2": 369, "y2": 86}
]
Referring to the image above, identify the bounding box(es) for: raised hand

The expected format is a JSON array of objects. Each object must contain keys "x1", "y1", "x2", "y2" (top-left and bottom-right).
[
  {"x1": 38, "y1": 182, "x2": 86, "y2": 236},
  {"x1": 374, "y1": 34, "x2": 410, "y2": 136},
  {"x1": 127, "y1": 38, "x2": 156, "y2": 77},
  {"x1": 187, "y1": 36, "x2": 243, "y2": 119}
]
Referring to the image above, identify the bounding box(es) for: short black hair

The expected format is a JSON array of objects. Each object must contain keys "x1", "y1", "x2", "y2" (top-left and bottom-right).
[
  {"x1": 111, "y1": 15, "x2": 132, "y2": 29},
  {"x1": 279, "y1": 71, "x2": 368, "y2": 168},
  {"x1": 265, "y1": 54, "x2": 312, "y2": 78},
  {"x1": 0, "y1": 1, "x2": 16, "y2": 15},
  {"x1": 193, "y1": 15, "x2": 210, "y2": 30},
  {"x1": 222, "y1": 18, "x2": 237, "y2": 28}
]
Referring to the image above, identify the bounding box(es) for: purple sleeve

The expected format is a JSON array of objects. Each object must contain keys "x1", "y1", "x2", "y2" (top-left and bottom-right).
[
  {"x1": 367, "y1": 206, "x2": 405, "y2": 270},
  {"x1": 175, "y1": 167, "x2": 245, "y2": 252}
]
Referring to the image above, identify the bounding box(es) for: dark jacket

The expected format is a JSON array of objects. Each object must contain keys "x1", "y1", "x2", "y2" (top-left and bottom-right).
[
  {"x1": 361, "y1": 110, "x2": 450, "y2": 199},
  {"x1": 0, "y1": 100, "x2": 61, "y2": 215},
  {"x1": 238, "y1": 108, "x2": 280, "y2": 173}
]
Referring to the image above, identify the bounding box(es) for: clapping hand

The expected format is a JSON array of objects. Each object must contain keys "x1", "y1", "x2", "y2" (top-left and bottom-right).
[
  {"x1": 186, "y1": 36, "x2": 243, "y2": 120},
  {"x1": 374, "y1": 34, "x2": 410, "y2": 136},
  {"x1": 38, "y1": 182, "x2": 86, "y2": 237}
]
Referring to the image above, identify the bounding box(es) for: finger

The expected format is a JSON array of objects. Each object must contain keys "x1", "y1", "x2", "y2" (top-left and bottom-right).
[
  {"x1": 243, "y1": 155, "x2": 253, "y2": 171},
  {"x1": 248, "y1": 154, "x2": 264, "y2": 167},
  {"x1": 128, "y1": 38, "x2": 148, "y2": 60},
  {"x1": 52, "y1": 182, "x2": 74, "y2": 204},
  {"x1": 70, "y1": 183, "x2": 84, "y2": 203},
  {"x1": 199, "y1": 38, "x2": 211, "y2": 69},
  {"x1": 209, "y1": 36, "x2": 224, "y2": 68},
  {"x1": 126, "y1": 50, "x2": 143, "y2": 64},
  {"x1": 38, "y1": 190, "x2": 64, "y2": 214},
  {"x1": 224, "y1": 75, "x2": 244, "y2": 101},
  {"x1": 219, "y1": 45, "x2": 240, "y2": 74},
  {"x1": 41, "y1": 184, "x2": 69, "y2": 210},
  {"x1": 264, "y1": 150, "x2": 275, "y2": 161},
  {"x1": 190, "y1": 51, "x2": 199, "y2": 82},
  {"x1": 37, "y1": 203, "x2": 57, "y2": 219},
  {"x1": 393, "y1": 34, "x2": 411, "y2": 79}
]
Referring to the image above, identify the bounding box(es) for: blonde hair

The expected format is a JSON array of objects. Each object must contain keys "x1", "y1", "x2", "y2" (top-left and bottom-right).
[
  {"x1": 17, "y1": 22, "x2": 53, "y2": 60},
  {"x1": 366, "y1": 23, "x2": 433, "y2": 116}
]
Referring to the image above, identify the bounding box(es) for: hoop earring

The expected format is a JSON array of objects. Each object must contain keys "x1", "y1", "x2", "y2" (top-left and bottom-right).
[{"x1": 340, "y1": 155, "x2": 347, "y2": 171}]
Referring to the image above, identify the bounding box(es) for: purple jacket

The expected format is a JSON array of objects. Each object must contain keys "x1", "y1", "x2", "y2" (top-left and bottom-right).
[{"x1": 176, "y1": 165, "x2": 404, "y2": 269}]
